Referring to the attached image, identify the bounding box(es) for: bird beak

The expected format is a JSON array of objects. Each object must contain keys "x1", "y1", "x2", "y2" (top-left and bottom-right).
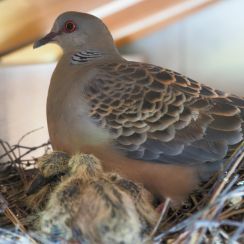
[{"x1": 33, "y1": 31, "x2": 59, "y2": 49}]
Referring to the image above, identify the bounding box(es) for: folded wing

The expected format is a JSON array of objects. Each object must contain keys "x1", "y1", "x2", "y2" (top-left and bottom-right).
[{"x1": 84, "y1": 62, "x2": 244, "y2": 166}]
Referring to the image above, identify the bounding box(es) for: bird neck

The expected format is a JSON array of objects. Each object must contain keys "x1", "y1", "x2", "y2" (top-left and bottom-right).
[
  {"x1": 62, "y1": 45, "x2": 123, "y2": 65},
  {"x1": 62, "y1": 38, "x2": 120, "y2": 55}
]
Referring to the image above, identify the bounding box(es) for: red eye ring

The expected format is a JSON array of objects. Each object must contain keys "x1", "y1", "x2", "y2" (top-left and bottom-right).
[{"x1": 64, "y1": 20, "x2": 76, "y2": 33}]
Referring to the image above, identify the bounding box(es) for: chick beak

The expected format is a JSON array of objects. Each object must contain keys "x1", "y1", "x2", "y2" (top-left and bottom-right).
[{"x1": 33, "y1": 31, "x2": 59, "y2": 49}]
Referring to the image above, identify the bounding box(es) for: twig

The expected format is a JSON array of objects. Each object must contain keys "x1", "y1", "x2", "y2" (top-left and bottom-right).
[
  {"x1": 17, "y1": 142, "x2": 50, "y2": 160},
  {"x1": 0, "y1": 193, "x2": 25, "y2": 233},
  {"x1": 0, "y1": 141, "x2": 15, "y2": 163},
  {"x1": 188, "y1": 149, "x2": 244, "y2": 244},
  {"x1": 0, "y1": 193, "x2": 38, "y2": 243},
  {"x1": 210, "y1": 152, "x2": 244, "y2": 205},
  {"x1": 17, "y1": 127, "x2": 44, "y2": 157},
  {"x1": 151, "y1": 198, "x2": 171, "y2": 238},
  {"x1": 220, "y1": 209, "x2": 244, "y2": 220}
]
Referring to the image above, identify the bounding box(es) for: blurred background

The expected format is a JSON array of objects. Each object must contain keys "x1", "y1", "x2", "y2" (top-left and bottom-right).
[{"x1": 0, "y1": 0, "x2": 244, "y2": 153}]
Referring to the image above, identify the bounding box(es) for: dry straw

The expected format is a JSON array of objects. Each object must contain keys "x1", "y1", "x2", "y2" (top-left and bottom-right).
[{"x1": 0, "y1": 132, "x2": 243, "y2": 243}]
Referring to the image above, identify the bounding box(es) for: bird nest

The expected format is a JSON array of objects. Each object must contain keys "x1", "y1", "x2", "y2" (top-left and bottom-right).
[{"x1": 0, "y1": 131, "x2": 243, "y2": 243}]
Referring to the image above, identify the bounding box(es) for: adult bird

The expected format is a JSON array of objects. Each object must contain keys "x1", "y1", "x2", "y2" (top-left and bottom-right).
[{"x1": 34, "y1": 11, "x2": 244, "y2": 201}]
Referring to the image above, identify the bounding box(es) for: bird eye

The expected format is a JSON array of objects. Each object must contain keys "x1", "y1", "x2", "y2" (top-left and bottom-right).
[{"x1": 64, "y1": 20, "x2": 76, "y2": 33}]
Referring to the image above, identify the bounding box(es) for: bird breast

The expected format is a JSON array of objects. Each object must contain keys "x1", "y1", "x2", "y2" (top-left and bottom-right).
[{"x1": 47, "y1": 58, "x2": 110, "y2": 153}]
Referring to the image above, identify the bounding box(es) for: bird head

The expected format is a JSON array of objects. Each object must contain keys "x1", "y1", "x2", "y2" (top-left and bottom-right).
[
  {"x1": 68, "y1": 154, "x2": 103, "y2": 178},
  {"x1": 34, "y1": 11, "x2": 116, "y2": 53}
]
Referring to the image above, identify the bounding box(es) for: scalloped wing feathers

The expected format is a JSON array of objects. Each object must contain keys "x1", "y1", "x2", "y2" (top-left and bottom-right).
[{"x1": 84, "y1": 61, "x2": 243, "y2": 166}]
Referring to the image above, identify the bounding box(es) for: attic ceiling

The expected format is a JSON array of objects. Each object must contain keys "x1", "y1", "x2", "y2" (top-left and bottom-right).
[{"x1": 0, "y1": 0, "x2": 217, "y2": 64}]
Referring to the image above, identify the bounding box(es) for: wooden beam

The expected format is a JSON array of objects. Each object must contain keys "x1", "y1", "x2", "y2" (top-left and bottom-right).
[
  {"x1": 0, "y1": 0, "x2": 111, "y2": 56},
  {"x1": 103, "y1": 0, "x2": 218, "y2": 46},
  {"x1": 0, "y1": 0, "x2": 218, "y2": 64}
]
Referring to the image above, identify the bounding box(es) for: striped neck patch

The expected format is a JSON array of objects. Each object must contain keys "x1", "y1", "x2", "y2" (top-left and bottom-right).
[{"x1": 71, "y1": 50, "x2": 103, "y2": 64}]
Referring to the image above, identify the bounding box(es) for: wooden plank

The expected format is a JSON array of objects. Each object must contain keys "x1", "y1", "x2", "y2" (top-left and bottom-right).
[
  {"x1": 0, "y1": 0, "x2": 218, "y2": 64},
  {"x1": 103, "y1": 0, "x2": 218, "y2": 45},
  {"x1": 104, "y1": 0, "x2": 182, "y2": 31},
  {"x1": 0, "y1": 0, "x2": 111, "y2": 56}
]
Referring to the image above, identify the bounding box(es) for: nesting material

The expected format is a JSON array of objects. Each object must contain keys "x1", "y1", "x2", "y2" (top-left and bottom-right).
[{"x1": 0, "y1": 138, "x2": 243, "y2": 243}]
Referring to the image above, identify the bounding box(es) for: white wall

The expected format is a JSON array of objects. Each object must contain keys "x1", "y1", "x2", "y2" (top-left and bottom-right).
[
  {"x1": 120, "y1": 0, "x2": 244, "y2": 96},
  {"x1": 0, "y1": 64, "x2": 53, "y2": 149}
]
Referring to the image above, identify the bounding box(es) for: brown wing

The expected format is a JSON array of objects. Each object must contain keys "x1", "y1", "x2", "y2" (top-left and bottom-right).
[{"x1": 84, "y1": 61, "x2": 244, "y2": 166}]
